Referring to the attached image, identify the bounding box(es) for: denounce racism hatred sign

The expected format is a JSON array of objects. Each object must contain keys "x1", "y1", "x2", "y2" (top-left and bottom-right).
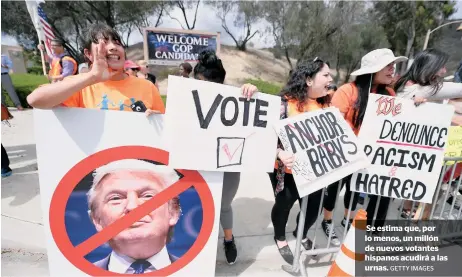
[{"x1": 350, "y1": 94, "x2": 455, "y2": 204}]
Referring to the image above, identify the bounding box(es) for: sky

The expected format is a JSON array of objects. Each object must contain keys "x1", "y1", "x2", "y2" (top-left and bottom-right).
[
  {"x1": 2, "y1": 1, "x2": 461, "y2": 48},
  {"x1": 1, "y1": 1, "x2": 274, "y2": 48}
]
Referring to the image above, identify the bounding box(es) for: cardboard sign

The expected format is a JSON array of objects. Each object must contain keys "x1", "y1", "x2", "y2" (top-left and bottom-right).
[
  {"x1": 350, "y1": 94, "x2": 455, "y2": 204},
  {"x1": 143, "y1": 28, "x2": 220, "y2": 66},
  {"x1": 33, "y1": 108, "x2": 223, "y2": 277},
  {"x1": 164, "y1": 76, "x2": 281, "y2": 172},
  {"x1": 444, "y1": 126, "x2": 462, "y2": 165},
  {"x1": 273, "y1": 107, "x2": 370, "y2": 197}
]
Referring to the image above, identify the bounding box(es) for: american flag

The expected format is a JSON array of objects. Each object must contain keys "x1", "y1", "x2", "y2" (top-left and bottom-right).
[{"x1": 37, "y1": 4, "x2": 55, "y2": 56}]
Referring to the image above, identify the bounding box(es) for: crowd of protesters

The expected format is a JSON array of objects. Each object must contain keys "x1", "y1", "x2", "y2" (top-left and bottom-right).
[{"x1": 1, "y1": 22, "x2": 461, "y2": 270}]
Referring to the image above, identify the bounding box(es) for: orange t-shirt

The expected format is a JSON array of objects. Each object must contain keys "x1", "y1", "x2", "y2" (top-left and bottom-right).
[
  {"x1": 61, "y1": 75, "x2": 165, "y2": 113},
  {"x1": 275, "y1": 98, "x2": 328, "y2": 174},
  {"x1": 331, "y1": 83, "x2": 395, "y2": 135}
]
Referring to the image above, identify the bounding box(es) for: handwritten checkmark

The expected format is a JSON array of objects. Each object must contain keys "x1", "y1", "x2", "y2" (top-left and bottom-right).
[
  {"x1": 222, "y1": 132, "x2": 256, "y2": 162},
  {"x1": 222, "y1": 144, "x2": 233, "y2": 160}
]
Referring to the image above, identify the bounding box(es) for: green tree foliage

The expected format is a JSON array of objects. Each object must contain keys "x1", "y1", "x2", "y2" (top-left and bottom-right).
[
  {"x1": 373, "y1": 0, "x2": 456, "y2": 72},
  {"x1": 261, "y1": 1, "x2": 298, "y2": 69},
  {"x1": 330, "y1": 4, "x2": 389, "y2": 83},
  {"x1": 212, "y1": 0, "x2": 261, "y2": 51},
  {"x1": 1, "y1": 1, "x2": 172, "y2": 62}
]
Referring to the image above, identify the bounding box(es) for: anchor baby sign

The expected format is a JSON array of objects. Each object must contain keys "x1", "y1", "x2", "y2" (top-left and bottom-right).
[{"x1": 273, "y1": 107, "x2": 370, "y2": 197}]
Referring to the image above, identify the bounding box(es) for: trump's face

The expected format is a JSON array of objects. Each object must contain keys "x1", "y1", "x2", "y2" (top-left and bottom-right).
[{"x1": 90, "y1": 171, "x2": 180, "y2": 246}]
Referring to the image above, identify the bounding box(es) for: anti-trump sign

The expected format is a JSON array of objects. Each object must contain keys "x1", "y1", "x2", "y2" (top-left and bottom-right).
[
  {"x1": 273, "y1": 107, "x2": 370, "y2": 197},
  {"x1": 33, "y1": 108, "x2": 224, "y2": 276},
  {"x1": 350, "y1": 94, "x2": 455, "y2": 204},
  {"x1": 144, "y1": 28, "x2": 220, "y2": 66}
]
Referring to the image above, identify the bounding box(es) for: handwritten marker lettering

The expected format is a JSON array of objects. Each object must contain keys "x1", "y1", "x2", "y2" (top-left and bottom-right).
[
  {"x1": 192, "y1": 90, "x2": 269, "y2": 129},
  {"x1": 375, "y1": 96, "x2": 402, "y2": 116},
  {"x1": 389, "y1": 166, "x2": 398, "y2": 177},
  {"x1": 281, "y1": 111, "x2": 358, "y2": 178},
  {"x1": 222, "y1": 144, "x2": 232, "y2": 160}
]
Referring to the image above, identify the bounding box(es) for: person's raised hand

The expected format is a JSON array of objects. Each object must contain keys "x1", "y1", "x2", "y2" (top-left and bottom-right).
[
  {"x1": 145, "y1": 109, "x2": 161, "y2": 117},
  {"x1": 89, "y1": 40, "x2": 118, "y2": 82},
  {"x1": 37, "y1": 44, "x2": 44, "y2": 51},
  {"x1": 277, "y1": 150, "x2": 295, "y2": 169},
  {"x1": 413, "y1": 96, "x2": 427, "y2": 107}
]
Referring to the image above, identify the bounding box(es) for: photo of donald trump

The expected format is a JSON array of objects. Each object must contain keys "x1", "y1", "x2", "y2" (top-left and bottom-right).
[{"x1": 87, "y1": 159, "x2": 182, "y2": 274}]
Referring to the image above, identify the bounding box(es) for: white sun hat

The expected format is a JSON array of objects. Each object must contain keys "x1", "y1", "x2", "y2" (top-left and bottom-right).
[{"x1": 351, "y1": 48, "x2": 408, "y2": 76}]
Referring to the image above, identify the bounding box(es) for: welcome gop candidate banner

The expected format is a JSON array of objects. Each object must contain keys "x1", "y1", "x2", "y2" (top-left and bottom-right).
[
  {"x1": 273, "y1": 107, "x2": 370, "y2": 197},
  {"x1": 350, "y1": 94, "x2": 455, "y2": 204},
  {"x1": 143, "y1": 27, "x2": 220, "y2": 66},
  {"x1": 33, "y1": 107, "x2": 223, "y2": 277}
]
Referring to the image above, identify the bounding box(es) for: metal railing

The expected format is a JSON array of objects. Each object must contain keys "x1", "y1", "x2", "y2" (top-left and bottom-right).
[{"x1": 283, "y1": 157, "x2": 462, "y2": 277}]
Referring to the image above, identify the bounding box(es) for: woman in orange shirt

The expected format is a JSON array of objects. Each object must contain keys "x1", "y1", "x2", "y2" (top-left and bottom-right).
[
  {"x1": 28, "y1": 23, "x2": 166, "y2": 114},
  {"x1": 270, "y1": 58, "x2": 335, "y2": 264},
  {"x1": 328, "y1": 49, "x2": 408, "y2": 232}
]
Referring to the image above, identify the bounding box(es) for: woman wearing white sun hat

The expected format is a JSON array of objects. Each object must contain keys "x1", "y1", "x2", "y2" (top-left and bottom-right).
[{"x1": 316, "y1": 49, "x2": 410, "y2": 236}]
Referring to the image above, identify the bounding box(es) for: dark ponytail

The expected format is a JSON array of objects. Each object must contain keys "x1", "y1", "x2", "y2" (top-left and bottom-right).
[
  {"x1": 352, "y1": 74, "x2": 390, "y2": 129},
  {"x1": 193, "y1": 50, "x2": 226, "y2": 84}
]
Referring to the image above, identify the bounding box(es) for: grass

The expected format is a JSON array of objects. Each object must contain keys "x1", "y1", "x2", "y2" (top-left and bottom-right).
[
  {"x1": 157, "y1": 67, "x2": 179, "y2": 81},
  {"x1": 244, "y1": 78, "x2": 283, "y2": 96},
  {"x1": 2, "y1": 73, "x2": 48, "y2": 108}
]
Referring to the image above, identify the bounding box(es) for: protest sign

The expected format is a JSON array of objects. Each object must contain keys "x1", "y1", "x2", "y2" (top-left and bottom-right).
[
  {"x1": 164, "y1": 76, "x2": 281, "y2": 172},
  {"x1": 350, "y1": 94, "x2": 455, "y2": 204},
  {"x1": 144, "y1": 27, "x2": 220, "y2": 66},
  {"x1": 273, "y1": 107, "x2": 370, "y2": 197},
  {"x1": 33, "y1": 107, "x2": 223, "y2": 277},
  {"x1": 444, "y1": 126, "x2": 462, "y2": 165}
]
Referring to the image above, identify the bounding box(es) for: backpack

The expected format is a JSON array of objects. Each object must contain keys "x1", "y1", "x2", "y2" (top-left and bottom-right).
[{"x1": 1, "y1": 103, "x2": 13, "y2": 126}]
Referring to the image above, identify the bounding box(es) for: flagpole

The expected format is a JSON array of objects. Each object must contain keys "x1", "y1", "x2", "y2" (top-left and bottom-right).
[
  {"x1": 25, "y1": 0, "x2": 47, "y2": 76},
  {"x1": 38, "y1": 44, "x2": 47, "y2": 76}
]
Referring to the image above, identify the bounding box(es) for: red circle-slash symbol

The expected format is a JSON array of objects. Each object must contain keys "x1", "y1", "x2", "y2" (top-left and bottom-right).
[{"x1": 49, "y1": 146, "x2": 215, "y2": 276}]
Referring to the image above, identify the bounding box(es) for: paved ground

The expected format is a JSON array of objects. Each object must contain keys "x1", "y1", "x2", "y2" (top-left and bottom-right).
[
  {"x1": 4, "y1": 108, "x2": 459, "y2": 276},
  {"x1": 0, "y1": 108, "x2": 339, "y2": 276}
]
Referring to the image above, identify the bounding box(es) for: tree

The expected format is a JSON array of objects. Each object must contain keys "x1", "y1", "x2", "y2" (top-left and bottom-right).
[
  {"x1": 1, "y1": 1, "x2": 39, "y2": 49},
  {"x1": 288, "y1": 1, "x2": 344, "y2": 65},
  {"x1": 116, "y1": 1, "x2": 172, "y2": 46},
  {"x1": 262, "y1": 1, "x2": 298, "y2": 69},
  {"x1": 336, "y1": 23, "x2": 389, "y2": 84},
  {"x1": 212, "y1": 1, "x2": 261, "y2": 51},
  {"x1": 168, "y1": 0, "x2": 201, "y2": 30},
  {"x1": 327, "y1": 2, "x2": 389, "y2": 83},
  {"x1": 373, "y1": 0, "x2": 456, "y2": 73},
  {"x1": 1, "y1": 1, "x2": 172, "y2": 61}
]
